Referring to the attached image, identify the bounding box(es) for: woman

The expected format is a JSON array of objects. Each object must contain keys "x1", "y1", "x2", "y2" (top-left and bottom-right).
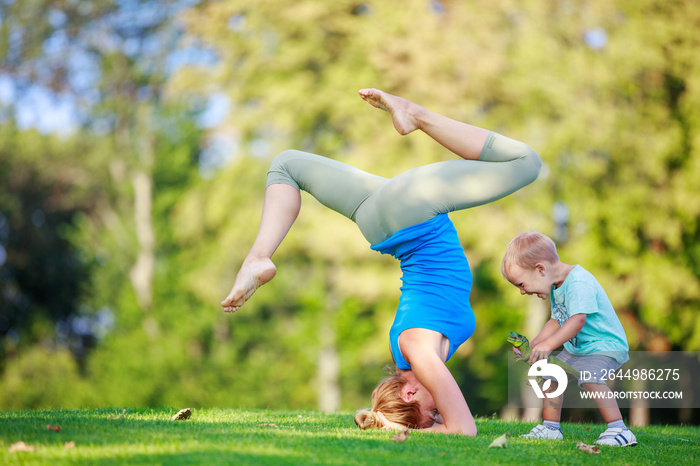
[{"x1": 221, "y1": 89, "x2": 541, "y2": 435}]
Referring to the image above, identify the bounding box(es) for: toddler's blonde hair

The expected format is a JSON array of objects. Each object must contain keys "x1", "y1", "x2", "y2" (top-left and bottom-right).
[{"x1": 501, "y1": 231, "x2": 559, "y2": 279}]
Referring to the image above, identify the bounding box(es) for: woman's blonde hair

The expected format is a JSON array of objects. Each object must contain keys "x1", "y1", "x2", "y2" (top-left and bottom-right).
[
  {"x1": 501, "y1": 231, "x2": 559, "y2": 279},
  {"x1": 354, "y1": 370, "x2": 423, "y2": 430}
]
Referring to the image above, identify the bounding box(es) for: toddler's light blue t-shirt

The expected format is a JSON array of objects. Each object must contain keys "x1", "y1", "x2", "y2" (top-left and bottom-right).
[{"x1": 550, "y1": 265, "x2": 629, "y2": 364}]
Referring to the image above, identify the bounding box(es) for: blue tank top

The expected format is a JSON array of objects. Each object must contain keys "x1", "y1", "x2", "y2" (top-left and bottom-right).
[{"x1": 371, "y1": 214, "x2": 475, "y2": 369}]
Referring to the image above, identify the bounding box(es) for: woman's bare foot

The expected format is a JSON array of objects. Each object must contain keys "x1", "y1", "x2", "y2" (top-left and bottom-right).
[
  {"x1": 221, "y1": 257, "x2": 277, "y2": 312},
  {"x1": 358, "y1": 88, "x2": 422, "y2": 135}
]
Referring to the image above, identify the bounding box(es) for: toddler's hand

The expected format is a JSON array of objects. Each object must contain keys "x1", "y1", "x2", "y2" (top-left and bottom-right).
[{"x1": 529, "y1": 342, "x2": 553, "y2": 364}]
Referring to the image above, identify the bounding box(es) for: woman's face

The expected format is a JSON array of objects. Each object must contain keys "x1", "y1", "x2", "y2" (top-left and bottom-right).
[{"x1": 413, "y1": 383, "x2": 439, "y2": 428}]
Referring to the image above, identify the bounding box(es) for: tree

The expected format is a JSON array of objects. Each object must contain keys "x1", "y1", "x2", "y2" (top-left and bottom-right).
[
  {"x1": 0, "y1": 123, "x2": 104, "y2": 371},
  {"x1": 170, "y1": 0, "x2": 700, "y2": 419},
  {"x1": 0, "y1": 0, "x2": 206, "y2": 406},
  {"x1": 1, "y1": 0, "x2": 697, "y2": 423}
]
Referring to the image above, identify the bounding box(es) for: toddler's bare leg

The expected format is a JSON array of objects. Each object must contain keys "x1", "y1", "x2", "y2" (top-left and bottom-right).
[
  {"x1": 582, "y1": 383, "x2": 623, "y2": 423},
  {"x1": 221, "y1": 184, "x2": 301, "y2": 312},
  {"x1": 542, "y1": 382, "x2": 563, "y2": 422},
  {"x1": 358, "y1": 88, "x2": 489, "y2": 160}
]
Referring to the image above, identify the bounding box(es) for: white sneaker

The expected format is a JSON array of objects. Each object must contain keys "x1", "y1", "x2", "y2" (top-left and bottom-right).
[
  {"x1": 595, "y1": 427, "x2": 637, "y2": 447},
  {"x1": 520, "y1": 424, "x2": 563, "y2": 440}
]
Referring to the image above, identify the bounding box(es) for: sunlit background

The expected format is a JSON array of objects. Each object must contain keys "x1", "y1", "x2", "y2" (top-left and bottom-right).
[{"x1": 1, "y1": 0, "x2": 698, "y2": 425}]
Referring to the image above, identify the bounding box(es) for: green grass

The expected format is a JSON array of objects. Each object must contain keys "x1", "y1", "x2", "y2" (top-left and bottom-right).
[{"x1": 1, "y1": 408, "x2": 698, "y2": 465}]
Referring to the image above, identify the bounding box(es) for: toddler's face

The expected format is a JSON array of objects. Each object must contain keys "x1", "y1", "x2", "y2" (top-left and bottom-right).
[{"x1": 506, "y1": 264, "x2": 551, "y2": 300}]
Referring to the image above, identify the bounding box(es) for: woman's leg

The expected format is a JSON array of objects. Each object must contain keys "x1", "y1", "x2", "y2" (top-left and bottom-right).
[
  {"x1": 358, "y1": 88, "x2": 489, "y2": 160},
  {"x1": 221, "y1": 150, "x2": 387, "y2": 312},
  {"x1": 356, "y1": 89, "x2": 542, "y2": 235},
  {"x1": 221, "y1": 183, "x2": 300, "y2": 312},
  {"x1": 223, "y1": 90, "x2": 542, "y2": 311}
]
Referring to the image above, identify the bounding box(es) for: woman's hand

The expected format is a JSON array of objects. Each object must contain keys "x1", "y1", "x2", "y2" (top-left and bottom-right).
[{"x1": 376, "y1": 411, "x2": 408, "y2": 431}]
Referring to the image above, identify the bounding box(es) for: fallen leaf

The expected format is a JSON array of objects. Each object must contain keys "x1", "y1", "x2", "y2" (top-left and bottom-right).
[
  {"x1": 391, "y1": 427, "x2": 410, "y2": 442},
  {"x1": 584, "y1": 427, "x2": 590, "y2": 431},
  {"x1": 172, "y1": 408, "x2": 192, "y2": 421},
  {"x1": 576, "y1": 440, "x2": 601, "y2": 454},
  {"x1": 9, "y1": 441, "x2": 36, "y2": 453},
  {"x1": 64, "y1": 441, "x2": 76, "y2": 449},
  {"x1": 46, "y1": 424, "x2": 61, "y2": 432},
  {"x1": 488, "y1": 433, "x2": 510, "y2": 448},
  {"x1": 258, "y1": 423, "x2": 279, "y2": 427}
]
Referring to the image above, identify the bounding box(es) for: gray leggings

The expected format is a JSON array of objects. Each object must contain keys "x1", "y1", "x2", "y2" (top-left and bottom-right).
[{"x1": 267, "y1": 132, "x2": 541, "y2": 245}]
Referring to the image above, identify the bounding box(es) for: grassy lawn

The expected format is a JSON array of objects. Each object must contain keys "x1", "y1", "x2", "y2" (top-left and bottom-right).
[{"x1": 1, "y1": 408, "x2": 698, "y2": 465}]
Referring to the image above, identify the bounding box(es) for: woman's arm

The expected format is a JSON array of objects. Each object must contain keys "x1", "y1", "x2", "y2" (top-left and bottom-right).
[{"x1": 400, "y1": 328, "x2": 477, "y2": 436}]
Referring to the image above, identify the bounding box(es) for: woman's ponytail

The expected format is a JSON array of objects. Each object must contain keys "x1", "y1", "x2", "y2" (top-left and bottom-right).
[
  {"x1": 354, "y1": 370, "x2": 424, "y2": 430},
  {"x1": 354, "y1": 409, "x2": 382, "y2": 429}
]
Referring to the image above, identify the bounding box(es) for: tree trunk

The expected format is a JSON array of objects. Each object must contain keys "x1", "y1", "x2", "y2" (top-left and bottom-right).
[
  {"x1": 128, "y1": 110, "x2": 155, "y2": 311},
  {"x1": 317, "y1": 293, "x2": 340, "y2": 412},
  {"x1": 129, "y1": 169, "x2": 155, "y2": 311},
  {"x1": 629, "y1": 377, "x2": 649, "y2": 427}
]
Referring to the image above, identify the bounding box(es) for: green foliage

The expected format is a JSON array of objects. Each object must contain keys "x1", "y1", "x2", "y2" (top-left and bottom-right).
[
  {"x1": 0, "y1": 125, "x2": 105, "y2": 371},
  {"x1": 163, "y1": 0, "x2": 700, "y2": 412},
  {"x1": 0, "y1": 0, "x2": 699, "y2": 419},
  {"x1": 0, "y1": 347, "x2": 96, "y2": 409}
]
